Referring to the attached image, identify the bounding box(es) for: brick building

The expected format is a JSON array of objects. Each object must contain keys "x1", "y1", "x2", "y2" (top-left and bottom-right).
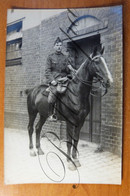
[{"x1": 4, "y1": 6, "x2": 123, "y2": 155}]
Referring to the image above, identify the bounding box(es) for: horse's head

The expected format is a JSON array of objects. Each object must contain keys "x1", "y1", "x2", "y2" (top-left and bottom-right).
[{"x1": 90, "y1": 46, "x2": 113, "y2": 88}]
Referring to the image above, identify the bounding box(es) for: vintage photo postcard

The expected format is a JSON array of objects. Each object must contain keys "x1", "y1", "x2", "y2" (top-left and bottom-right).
[{"x1": 4, "y1": 6, "x2": 123, "y2": 185}]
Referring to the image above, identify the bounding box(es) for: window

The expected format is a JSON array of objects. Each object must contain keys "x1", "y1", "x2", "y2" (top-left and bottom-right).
[{"x1": 6, "y1": 20, "x2": 23, "y2": 66}]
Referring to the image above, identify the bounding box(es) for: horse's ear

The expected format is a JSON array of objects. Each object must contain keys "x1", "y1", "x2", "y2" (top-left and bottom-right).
[
  {"x1": 92, "y1": 46, "x2": 98, "y2": 58},
  {"x1": 100, "y1": 46, "x2": 104, "y2": 55}
]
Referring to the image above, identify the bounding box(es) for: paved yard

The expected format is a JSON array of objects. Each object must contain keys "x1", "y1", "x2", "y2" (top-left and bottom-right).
[{"x1": 4, "y1": 128, "x2": 121, "y2": 185}]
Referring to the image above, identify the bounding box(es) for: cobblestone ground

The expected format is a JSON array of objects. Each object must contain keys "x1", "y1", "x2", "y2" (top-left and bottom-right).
[{"x1": 4, "y1": 128, "x2": 122, "y2": 185}]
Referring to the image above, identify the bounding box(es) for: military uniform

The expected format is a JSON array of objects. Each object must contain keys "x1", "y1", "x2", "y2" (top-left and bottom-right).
[
  {"x1": 45, "y1": 52, "x2": 70, "y2": 84},
  {"x1": 45, "y1": 51, "x2": 71, "y2": 121}
]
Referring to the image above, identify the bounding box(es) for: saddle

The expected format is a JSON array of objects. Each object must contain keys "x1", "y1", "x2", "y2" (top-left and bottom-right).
[
  {"x1": 45, "y1": 77, "x2": 69, "y2": 94},
  {"x1": 56, "y1": 77, "x2": 69, "y2": 94}
]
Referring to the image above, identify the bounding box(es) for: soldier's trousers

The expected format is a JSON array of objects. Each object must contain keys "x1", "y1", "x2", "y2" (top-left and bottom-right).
[
  {"x1": 48, "y1": 85, "x2": 57, "y2": 116},
  {"x1": 48, "y1": 85, "x2": 57, "y2": 104}
]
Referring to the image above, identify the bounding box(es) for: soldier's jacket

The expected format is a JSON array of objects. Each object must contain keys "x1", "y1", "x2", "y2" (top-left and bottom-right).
[{"x1": 45, "y1": 52, "x2": 70, "y2": 84}]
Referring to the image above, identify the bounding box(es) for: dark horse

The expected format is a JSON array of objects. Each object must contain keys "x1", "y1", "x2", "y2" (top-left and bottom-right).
[{"x1": 26, "y1": 47, "x2": 113, "y2": 170}]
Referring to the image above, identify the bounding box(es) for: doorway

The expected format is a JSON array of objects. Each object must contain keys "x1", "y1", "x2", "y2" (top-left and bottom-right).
[{"x1": 67, "y1": 34, "x2": 101, "y2": 143}]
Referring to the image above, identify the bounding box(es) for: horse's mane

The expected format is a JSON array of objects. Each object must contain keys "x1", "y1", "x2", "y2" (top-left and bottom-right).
[{"x1": 65, "y1": 58, "x2": 91, "y2": 113}]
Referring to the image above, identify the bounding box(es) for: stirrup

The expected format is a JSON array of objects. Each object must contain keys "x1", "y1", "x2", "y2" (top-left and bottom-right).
[{"x1": 47, "y1": 115, "x2": 57, "y2": 122}]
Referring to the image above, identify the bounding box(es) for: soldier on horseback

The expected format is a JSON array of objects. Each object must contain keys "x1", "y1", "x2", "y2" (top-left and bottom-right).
[{"x1": 45, "y1": 37, "x2": 76, "y2": 121}]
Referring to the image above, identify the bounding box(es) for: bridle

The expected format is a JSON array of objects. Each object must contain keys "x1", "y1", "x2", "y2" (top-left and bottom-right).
[{"x1": 74, "y1": 55, "x2": 108, "y2": 97}]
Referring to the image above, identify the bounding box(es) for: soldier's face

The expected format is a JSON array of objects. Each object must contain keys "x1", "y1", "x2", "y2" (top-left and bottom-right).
[{"x1": 54, "y1": 42, "x2": 62, "y2": 53}]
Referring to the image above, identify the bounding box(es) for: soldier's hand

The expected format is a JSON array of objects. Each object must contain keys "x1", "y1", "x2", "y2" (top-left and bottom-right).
[
  {"x1": 68, "y1": 65, "x2": 77, "y2": 75},
  {"x1": 51, "y1": 80, "x2": 57, "y2": 85},
  {"x1": 68, "y1": 64, "x2": 73, "y2": 70}
]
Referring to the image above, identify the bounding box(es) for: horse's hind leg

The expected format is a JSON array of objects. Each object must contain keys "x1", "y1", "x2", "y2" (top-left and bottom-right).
[
  {"x1": 28, "y1": 112, "x2": 37, "y2": 156},
  {"x1": 35, "y1": 115, "x2": 46, "y2": 155}
]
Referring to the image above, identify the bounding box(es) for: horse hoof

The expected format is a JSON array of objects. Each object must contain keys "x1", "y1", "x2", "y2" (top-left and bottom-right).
[
  {"x1": 30, "y1": 149, "x2": 36, "y2": 157},
  {"x1": 73, "y1": 159, "x2": 81, "y2": 167},
  {"x1": 37, "y1": 148, "x2": 44, "y2": 155},
  {"x1": 68, "y1": 162, "x2": 77, "y2": 171}
]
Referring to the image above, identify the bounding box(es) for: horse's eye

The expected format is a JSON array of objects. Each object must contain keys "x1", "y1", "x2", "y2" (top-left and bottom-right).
[{"x1": 94, "y1": 57, "x2": 99, "y2": 61}]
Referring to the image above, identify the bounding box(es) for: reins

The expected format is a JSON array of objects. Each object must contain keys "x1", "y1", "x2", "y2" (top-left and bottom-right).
[{"x1": 73, "y1": 56, "x2": 108, "y2": 97}]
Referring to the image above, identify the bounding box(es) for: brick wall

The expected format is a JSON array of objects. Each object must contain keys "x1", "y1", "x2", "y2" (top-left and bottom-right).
[
  {"x1": 4, "y1": 6, "x2": 123, "y2": 155},
  {"x1": 4, "y1": 25, "x2": 41, "y2": 130},
  {"x1": 100, "y1": 7, "x2": 123, "y2": 155}
]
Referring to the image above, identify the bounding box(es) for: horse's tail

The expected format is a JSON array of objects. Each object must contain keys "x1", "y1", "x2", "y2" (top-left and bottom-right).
[{"x1": 24, "y1": 84, "x2": 48, "y2": 96}]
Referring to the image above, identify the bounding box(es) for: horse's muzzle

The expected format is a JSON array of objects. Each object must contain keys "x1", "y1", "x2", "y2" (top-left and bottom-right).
[
  {"x1": 106, "y1": 80, "x2": 111, "y2": 88},
  {"x1": 102, "y1": 79, "x2": 111, "y2": 88}
]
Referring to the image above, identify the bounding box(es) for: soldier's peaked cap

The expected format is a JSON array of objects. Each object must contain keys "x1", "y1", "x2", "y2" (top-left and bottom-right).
[{"x1": 54, "y1": 37, "x2": 62, "y2": 45}]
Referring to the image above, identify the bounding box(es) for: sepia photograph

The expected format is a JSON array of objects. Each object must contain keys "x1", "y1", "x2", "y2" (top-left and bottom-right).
[{"x1": 4, "y1": 6, "x2": 123, "y2": 185}]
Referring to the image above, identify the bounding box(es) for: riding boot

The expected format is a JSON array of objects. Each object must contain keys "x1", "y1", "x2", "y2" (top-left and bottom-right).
[{"x1": 48, "y1": 103, "x2": 57, "y2": 122}]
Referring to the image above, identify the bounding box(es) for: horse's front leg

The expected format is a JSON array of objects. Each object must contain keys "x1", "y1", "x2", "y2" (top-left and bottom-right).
[
  {"x1": 35, "y1": 115, "x2": 45, "y2": 155},
  {"x1": 66, "y1": 123, "x2": 79, "y2": 171},
  {"x1": 72, "y1": 126, "x2": 81, "y2": 167},
  {"x1": 66, "y1": 122, "x2": 75, "y2": 161}
]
